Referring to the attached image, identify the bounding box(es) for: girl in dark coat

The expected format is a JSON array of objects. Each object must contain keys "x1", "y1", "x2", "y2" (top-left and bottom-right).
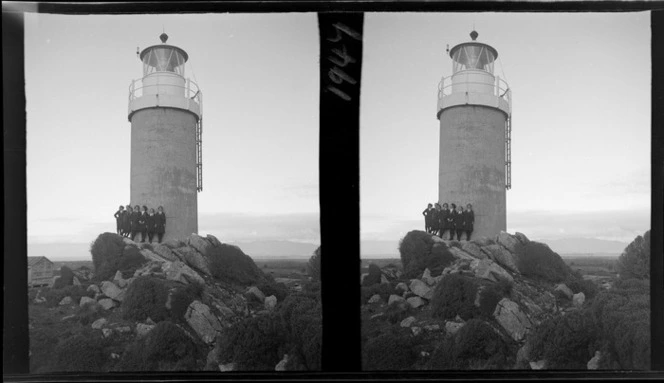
[
  {"x1": 113, "y1": 205, "x2": 124, "y2": 235},
  {"x1": 431, "y1": 203, "x2": 442, "y2": 237},
  {"x1": 448, "y1": 203, "x2": 457, "y2": 239},
  {"x1": 456, "y1": 205, "x2": 465, "y2": 240},
  {"x1": 464, "y1": 204, "x2": 475, "y2": 240},
  {"x1": 146, "y1": 208, "x2": 156, "y2": 243},
  {"x1": 422, "y1": 203, "x2": 434, "y2": 233},
  {"x1": 139, "y1": 205, "x2": 148, "y2": 243},
  {"x1": 131, "y1": 205, "x2": 142, "y2": 241},
  {"x1": 155, "y1": 206, "x2": 166, "y2": 243},
  {"x1": 122, "y1": 205, "x2": 132, "y2": 237},
  {"x1": 439, "y1": 203, "x2": 450, "y2": 239}
]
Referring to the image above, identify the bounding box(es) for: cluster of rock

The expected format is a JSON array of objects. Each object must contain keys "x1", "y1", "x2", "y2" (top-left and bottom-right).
[
  {"x1": 365, "y1": 231, "x2": 602, "y2": 370},
  {"x1": 49, "y1": 233, "x2": 285, "y2": 371}
]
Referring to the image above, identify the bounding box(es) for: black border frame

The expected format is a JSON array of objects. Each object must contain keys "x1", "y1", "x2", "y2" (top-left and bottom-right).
[{"x1": 3, "y1": 1, "x2": 663, "y2": 380}]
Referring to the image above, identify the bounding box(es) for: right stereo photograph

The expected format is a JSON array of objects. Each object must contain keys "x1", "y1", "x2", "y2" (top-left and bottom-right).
[{"x1": 360, "y1": 12, "x2": 651, "y2": 371}]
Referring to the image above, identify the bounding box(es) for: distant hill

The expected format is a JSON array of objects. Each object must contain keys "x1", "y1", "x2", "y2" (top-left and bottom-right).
[
  {"x1": 536, "y1": 237, "x2": 628, "y2": 255},
  {"x1": 361, "y1": 237, "x2": 629, "y2": 258},
  {"x1": 229, "y1": 240, "x2": 318, "y2": 258}
]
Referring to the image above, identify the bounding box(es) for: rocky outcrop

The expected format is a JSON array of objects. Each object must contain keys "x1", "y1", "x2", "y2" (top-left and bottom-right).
[
  {"x1": 388, "y1": 294, "x2": 405, "y2": 305},
  {"x1": 187, "y1": 234, "x2": 214, "y2": 256},
  {"x1": 409, "y1": 279, "x2": 433, "y2": 300},
  {"x1": 461, "y1": 241, "x2": 486, "y2": 260},
  {"x1": 470, "y1": 258, "x2": 514, "y2": 284},
  {"x1": 400, "y1": 316, "x2": 416, "y2": 328},
  {"x1": 151, "y1": 244, "x2": 180, "y2": 262},
  {"x1": 493, "y1": 298, "x2": 533, "y2": 342},
  {"x1": 185, "y1": 300, "x2": 223, "y2": 344},
  {"x1": 98, "y1": 298, "x2": 116, "y2": 310},
  {"x1": 554, "y1": 284, "x2": 573, "y2": 299},
  {"x1": 573, "y1": 292, "x2": 585, "y2": 307},
  {"x1": 79, "y1": 296, "x2": 96, "y2": 307},
  {"x1": 100, "y1": 281, "x2": 125, "y2": 302},
  {"x1": 91, "y1": 318, "x2": 107, "y2": 330},
  {"x1": 246, "y1": 286, "x2": 265, "y2": 302},
  {"x1": 482, "y1": 244, "x2": 519, "y2": 273},
  {"x1": 174, "y1": 246, "x2": 211, "y2": 276},
  {"x1": 162, "y1": 260, "x2": 205, "y2": 285},
  {"x1": 406, "y1": 296, "x2": 426, "y2": 309},
  {"x1": 497, "y1": 231, "x2": 521, "y2": 254},
  {"x1": 587, "y1": 351, "x2": 602, "y2": 370}
]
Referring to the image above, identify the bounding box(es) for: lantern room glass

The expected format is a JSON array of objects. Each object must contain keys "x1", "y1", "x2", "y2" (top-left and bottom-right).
[
  {"x1": 452, "y1": 44, "x2": 496, "y2": 74},
  {"x1": 142, "y1": 47, "x2": 186, "y2": 76}
]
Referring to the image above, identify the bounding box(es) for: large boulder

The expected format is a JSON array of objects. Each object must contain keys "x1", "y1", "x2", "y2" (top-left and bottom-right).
[
  {"x1": 275, "y1": 354, "x2": 290, "y2": 371},
  {"x1": 497, "y1": 231, "x2": 521, "y2": 254},
  {"x1": 461, "y1": 241, "x2": 486, "y2": 260},
  {"x1": 98, "y1": 298, "x2": 116, "y2": 310},
  {"x1": 151, "y1": 244, "x2": 180, "y2": 262},
  {"x1": 572, "y1": 292, "x2": 586, "y2": 307},
  {"x1": 395, "y1": 282, "x2": 409, "y2": 293},
  {"x1": 448, "y1": 247, "x2": 475, "y2": 261},
  {"x1": 470, "y1": 258, "x2": 514, "y2": 284},
  {"x1": 409, "y1": 279, "x2": 433, "y2": 300},
  {"x1": 206, "y1": 234, "x2": 223, "y2": 248},
  {"x1": 514, "y1": 232, "x2": 530, "y2": 244},
  {"x1": 58, "y1": 296, "x2": 73, "y2": 306},
  {"x1": 388, "y1": 294, "x2": 405, "y2": 306},
  {"x1": 400, "y1": 316, "x2": 416, "y2": 328},
  {"x1": 187, "y1": 234, "x2": 214, "y2": 256},
  {"x1": 493, "y1": 298, "x2": 533, "y2": 342},
  {"x1": 91, "y1": 318, "x2": 107, "y2": 330},
  {"x1": 554, "y1": 283, "x2": 573, "y2": 300},
  {"x1": 87, "y1": 284, "x2": 101, "y2": 295},
  {"x1": 79, "y1": 296, "x2": 96, "y2": 307},
  {"x1": 139, "y1": 249, "x2": 171, "y2": 264},
  {"x1": 162, "y1": 260, "x2": 205, "y2": 285},
  {"x1": 406, "y1": 296, "x2": 426, "y2": 309},
  {"x1": 587, "y1": 351, "x2": 602, "y2": 370},
  {"x1": 264, "y1": 295, "x2": 277, "y2": 311},
  {"x1": 482, "y1": 244, "x2": 519, "y2": 273},
  {"x1": 174, "y1": 246, "x2": 211, "y2": 276},
  {"x1": 185, "y1": 300, "x2": 224, "y2": 344},
  {"x1": 246, "y1": 286, "x2": 266, "y2": 302},
  {"x1": 100, "y1": 281, "x2": 126, "y2": 302}
]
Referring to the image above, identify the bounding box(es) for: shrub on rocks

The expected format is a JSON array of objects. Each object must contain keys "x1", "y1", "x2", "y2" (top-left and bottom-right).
[
  {"x1": 564, "y1": 274, "x2": 599, "y2": 301},
  {"x1": 52, "y1": 331, "x2": 106, "y2": 371},
  {"x1": 122, "y1": 276, "x2": 170, "y2": 322},
  {"x1": 514, "y1": 242, "x2": 571, "y2": 283},
  {"x1": 208, "y1": 244, "x2": 263, "y2": 285},
  {"x1": 216, "y1": 313, "x2": 287, "y2": 370},
  {"x1": 426, "y1": 319, "x2": 511, "y2": 370},
  {"x1": 170, "y1": 282, "x2": 205, "y2": 322},
  {"x1": 116, "y1": 321, "x2": 200, "y2": 371},
  {"x1": 362, "y1": 264, "x2": 382, "y2": 287},
  {"x1": 430, "y1": 274, "x2": 480, "y2": 321},
  {"x1": 362, "y1": 329, "x2": 418, "y2": 370},
  {"x1": 257, "y1": 278, "x2": 289, "y2": 303},
  {"x1": 90, "y1": 233, "x2": 147, "y2": 281},
  {"x1": 399, "y1": 230, "x2": 456, "y2": 278},
  {"x1": 529, "y1": 310, "x2": 598, "y2": 369},
  {"x1": 53, "y1": 266, "x2": 75, "y2": 289},
  {"x1": 277, "y1": 294, "x2": 322, "y2": 370}
]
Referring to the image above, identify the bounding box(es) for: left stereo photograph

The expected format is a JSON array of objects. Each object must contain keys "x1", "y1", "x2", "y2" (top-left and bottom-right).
[{"x1": 25, "y1": 12, "x2": 321, "y2": 373}]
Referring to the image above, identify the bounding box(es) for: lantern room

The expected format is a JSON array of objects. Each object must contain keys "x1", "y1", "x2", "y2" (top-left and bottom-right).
[
  {"x1": 139, "y1": 33, "x2": 188, "y2": 77},
  {"x1": 449, "y1": 30, "x2": 498, "y2": 74}
]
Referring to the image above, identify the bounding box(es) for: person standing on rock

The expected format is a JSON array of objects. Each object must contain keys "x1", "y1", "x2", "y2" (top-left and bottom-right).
[
  {"x1": 456, "y1": 205, "x2": 466, "y2": 240},
  {"x1": 113, "y1": 205, "x2": 124, "y2": 236},
  {"x1": 448, "y1": 203, "x2": 458, "y2": 240},
  {"x1": 431, "y1": 203, "x2": 442, "y2": 237},
  {"x1": 422, "y1": 203, "x2": 434, "y2": 233},
  {"x1": 464, "y1": 203, "x2": 475, "y2": 240},
  {"x1": 131, "y1": 204, "x2": 142, "y2": 241},
  {"x1": 139, "y1": 205, "x2": 149, "y2": 243},
  {"x1": 146, "y1": 208, "x2": 156, "y2": 243},
  {"x1": 439, "y1": 203, "x2": 450, "y2": 239},
  {"x1": 122, "y1": 205, "x2": 133, "y2": 237},
  {"x1": 155, "y1": 206, "x2": 166, "y2": 243}
]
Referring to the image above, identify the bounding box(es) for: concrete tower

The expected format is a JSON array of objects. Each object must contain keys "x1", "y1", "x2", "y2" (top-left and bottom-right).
[
  {"x1": 128, "y1": 33, "x2": 203, "y2": 241},
  {"x1": 436, "y1": 30, "x2": 512, "y2": 239}
]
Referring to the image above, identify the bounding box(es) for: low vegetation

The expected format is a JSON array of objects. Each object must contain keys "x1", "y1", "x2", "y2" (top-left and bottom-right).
[
  {"x1": 430, "y1": 274, "x2": 480, "y2": 321},
  {"x1": 399, "y1": 230, "x2": 455, "y2": 278},
  {"x1": 90, "y1": 233, "x2": 147, "y2": 281},
  {"x1": 515, "y1": 241, "x2": 571, "y2": 283},
  {"x1": 208, "y1": 244, "x2": 263, "y2": 285}
]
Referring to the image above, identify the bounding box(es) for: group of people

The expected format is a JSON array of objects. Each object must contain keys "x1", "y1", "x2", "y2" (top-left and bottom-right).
[
  {"x1": 114, "y1": 205, "x2": 166, "y2": 243},
  {"x1": 422, "y1": 202, "x2": 474, "y2": 241}
]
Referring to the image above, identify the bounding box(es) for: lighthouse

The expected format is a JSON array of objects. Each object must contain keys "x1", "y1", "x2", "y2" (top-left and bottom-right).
[
  {"x1": 436, "y1": 30, "x2": 512, "y2": 239},
  {"x1": 128, "y1": 33, "x2": 203, "y2": 241}
]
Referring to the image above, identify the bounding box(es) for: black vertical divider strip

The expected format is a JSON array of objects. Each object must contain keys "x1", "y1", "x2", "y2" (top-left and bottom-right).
[
  {"x1": 318, "y1": 13, "x2": 363, "y2": 372},
  {"x1": 651, "y1": 10, "x2": 664, "y2": 373},
  {"x1": 3, "y1": 10, "x2": 29, "y2": 374}
]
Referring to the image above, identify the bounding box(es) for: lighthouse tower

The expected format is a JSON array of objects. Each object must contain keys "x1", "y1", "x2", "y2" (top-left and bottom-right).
[
  {"x1": 128, "y1": 33, "x2": 203, "y2": 241},
  {"x1": 436, "y1": 30, "x2": 512, "y2": 239}
]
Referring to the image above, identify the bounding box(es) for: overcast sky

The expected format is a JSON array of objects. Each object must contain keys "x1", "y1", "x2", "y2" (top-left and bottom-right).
[
  {"x1": 360, "y1": 12, "x2": 651, "y2": 252},
  {"x1": 25, "y1": 12, "x2": 320, "y2": 259}
]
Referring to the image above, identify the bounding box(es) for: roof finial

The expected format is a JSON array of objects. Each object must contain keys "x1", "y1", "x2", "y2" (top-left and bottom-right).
[
  {"x1": 160, "y1": 32, "x2": 168, "y2": 43},
  {"x1": 470, "y1": 30, "x2": 478, "y2": 41}
]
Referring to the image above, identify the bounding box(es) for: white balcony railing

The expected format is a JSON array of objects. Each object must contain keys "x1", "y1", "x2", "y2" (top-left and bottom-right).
[
  {"x1": 129, "y1": 77, "x2": 203, "y2": 115},
  {"x1": 437, "y1": 72, "x2": 511, "y2": 115}
]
